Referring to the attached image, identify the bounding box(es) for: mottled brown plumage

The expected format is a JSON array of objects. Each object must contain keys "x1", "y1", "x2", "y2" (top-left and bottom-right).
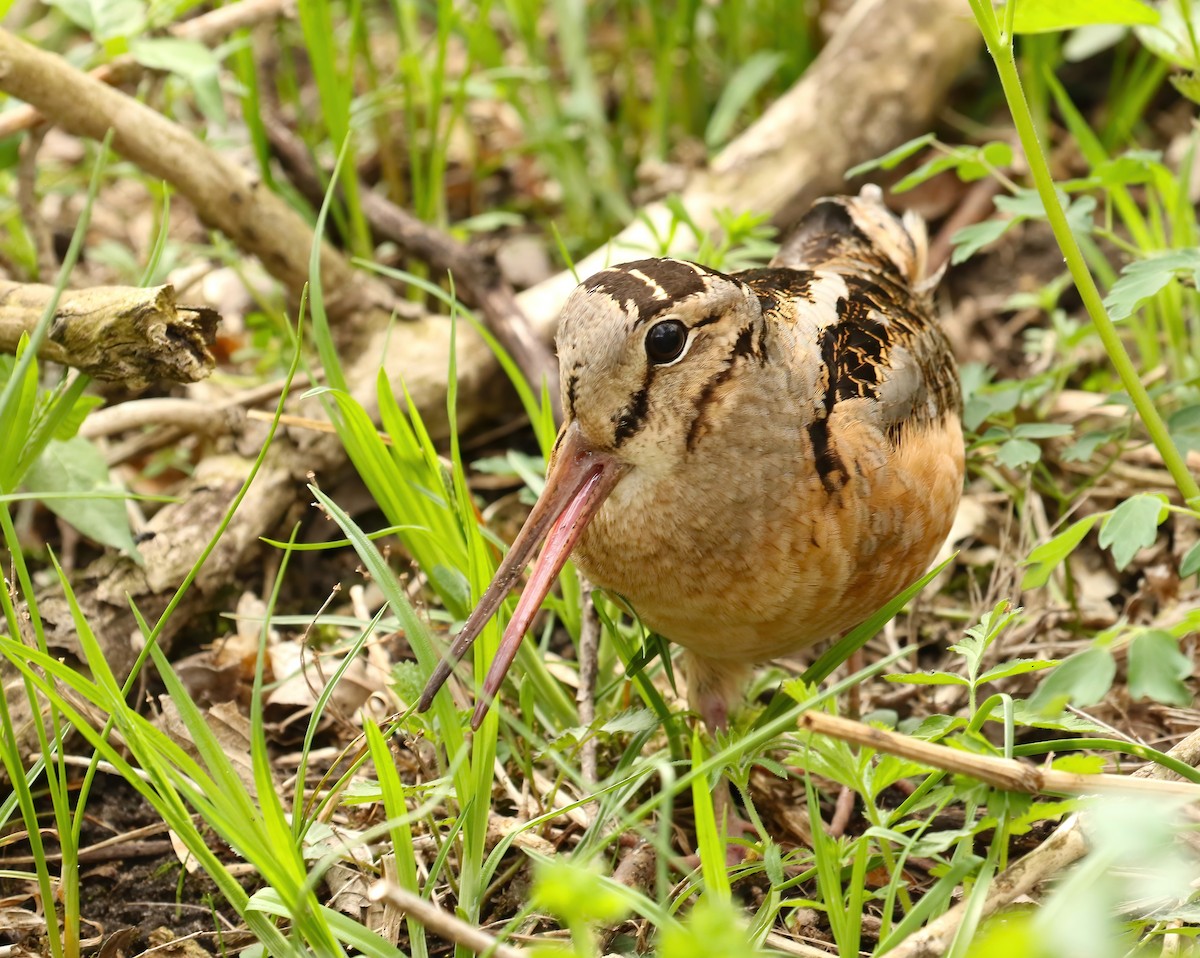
[{"x1": 419, "y1": 187, "x2": 964, "y2": 733}]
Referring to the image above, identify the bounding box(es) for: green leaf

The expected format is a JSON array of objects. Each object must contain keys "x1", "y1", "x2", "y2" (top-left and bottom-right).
[
  {"x1": 1098, "y1": 493, "x2": 1168, "y2": 570},
  {"x1": 0, "y1": 342, "x2": 40, "y2": 493},
  {"x1": 660, "y1": 896, "x2": 762, "y2": 958},
  {"x1": 129, "y1": 36, "x2": 218, "y2": 75},
  {"x1": 893, "y1": 148, "x2": 994, "y2": 193},
  {"x1": 705, "y1": 51, "x2": 785, "y2": 149},
  {"x1": 53, "y1": 393, "x2": 104, "y2": 441},
  {"x1": 885, "y1": 671, "x2": 969, "y2": 686},
  {"x1": 1007, "y1": 0, "x2": 1158, "y2": 34},
  {"x1": 22, "y1": 437, "x2": 140, "y2": 557},
  {"x1": 1050, "y1": 754, "x2": 1106, "y2": 775},
  {"x1": 1103, "y1": 248, "x2": 1200, "y2": 320},
  {"x1": 1063, "y1": 194, "x2": 1098, "y2": 236},
  {"x1": 846, "y1": 133, "x2": 936, "y2": 178},
  {"x1": 1092, "y1": 149, "x2": 1164, "y2": 188},
  {"x1": 1061, "y1": 427, "x2": 1124, "y2": 463},
  {"x1": 1170, "y1": 71, "x2": 1200, "y2": 104},
  {"x1": 45, "y1": 0, "x2": 146, "y2": 40},
  {"x1": 532, "y1": 859, "x2": 629, "y2": 925},
  {"x1": 1022, "y1": 515, "x2": 1099, "y2": 588},
  {"x1": 995, "y1": 437, "x2": 1041, "y2": 468},
  {"x1": 129, "y1": 37, "x2": 226, "y2": 125},
  {"x1": 1181, "y1": 541, "x2": 1200, "y2": 577},
  {"x1": 1128, "y1": 630, "x2": 1193, "y2": 706},
  {"x1": 976, "y1": 658, "x2": 1058, "y2": 684},
  {"x1": 950, "y1": 218, "x2": 1013, "y2": 264},
  {"x1": 980, "y1": 141, "x2": 1015, "y2": 168},
  {"x1": 1168, "y1": 404, "x2": 1200, "y2": 455},
  {"x1": 994, "y1": 188, "x2": 1050, "y2": 217},
  {"x1": 1028, "y1": 647, "x2": 1117, "y2": 715}
]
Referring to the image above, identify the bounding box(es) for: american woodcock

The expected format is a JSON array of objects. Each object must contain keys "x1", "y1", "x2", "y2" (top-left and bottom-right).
[{"x1": 419, "y1": 187, "x2": 964, "y2": 733}]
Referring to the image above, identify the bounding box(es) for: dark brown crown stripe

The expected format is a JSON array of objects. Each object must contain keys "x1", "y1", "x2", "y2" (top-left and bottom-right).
[{"x1": 583, "y1": 258, "x2": 714, "y2": 325}]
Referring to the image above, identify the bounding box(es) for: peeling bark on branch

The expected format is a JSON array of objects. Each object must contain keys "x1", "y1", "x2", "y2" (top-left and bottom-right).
[{"x1": 0, "y1": 281, "x2": 219, "y2": 388}]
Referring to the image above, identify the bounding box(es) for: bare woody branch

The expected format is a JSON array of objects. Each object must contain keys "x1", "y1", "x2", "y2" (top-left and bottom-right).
[
  {"x1": 0, "y1": 0, "x2": 295, "y2": 140},
  {"x1": 262, "y1": 111, "x2": 562, "y2": 419},
  {"x1": 799, "y1": 711, "x2": 1200, "y2": 801},
  {"x1": 0, "y1": 26, "x2": 389, "y2": 329},
  {"x1": 0, "y1": 281, "x2": 218, "y2": 388}
]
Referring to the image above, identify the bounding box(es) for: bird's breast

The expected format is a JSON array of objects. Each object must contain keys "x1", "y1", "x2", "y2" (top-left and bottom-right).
[{"x1": 572, "y1": 408, "x2": 963, "y2": 664}]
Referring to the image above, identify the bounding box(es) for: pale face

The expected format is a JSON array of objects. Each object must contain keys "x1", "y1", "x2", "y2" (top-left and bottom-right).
[{"x1": 556, "y1": 258, "x2": 766, "y2": 476}]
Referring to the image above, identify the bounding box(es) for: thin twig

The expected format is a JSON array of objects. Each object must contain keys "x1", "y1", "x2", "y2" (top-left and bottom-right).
[
  {"x1": 16, "y1": 123, "x2": 55, "y2": 278},
  {"x1": 368, "y1": 880, "x2": 525, "y2": 958},
  {"x1": 576, "y1": 583, "x2": 601, "y2": 785},
  {"x1": 81, "y1": 398, "x2": 239, "y2": 439},
  {"x1": 261, "y1": 108, "x2": 561, "y2": 420},
  {"x1": 799, "y1": 712, "x2": 1200, "y2": 799},
  {"x1": 763, "y1": 930, "x2": 847, "y2": 958},
  {"x1": 886, "y1": 726, "x2": 1200, "y2": 958}
]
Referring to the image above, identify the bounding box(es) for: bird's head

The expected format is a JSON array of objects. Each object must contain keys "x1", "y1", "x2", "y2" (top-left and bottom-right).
[
  {"x1": 556, "y1": 258, "x2": 763, "y2": 471},
  {"x1": 418, "y1": 258, "x2": 764, "y2": 726}
]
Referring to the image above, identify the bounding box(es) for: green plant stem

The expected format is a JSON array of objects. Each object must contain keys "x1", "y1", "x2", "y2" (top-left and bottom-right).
[{"x1": 968, "y1": 1, "x2": 1200, "y2": 509}]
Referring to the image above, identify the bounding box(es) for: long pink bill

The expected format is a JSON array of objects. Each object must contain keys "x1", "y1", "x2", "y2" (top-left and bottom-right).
[{"x1": 416, "y1": 424, "x2": 627, "y2": 728}]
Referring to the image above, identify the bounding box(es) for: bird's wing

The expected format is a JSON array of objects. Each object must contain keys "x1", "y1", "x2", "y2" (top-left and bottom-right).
[{"x1": 755, "y1": 188, "x2": 960, "y2": 444}]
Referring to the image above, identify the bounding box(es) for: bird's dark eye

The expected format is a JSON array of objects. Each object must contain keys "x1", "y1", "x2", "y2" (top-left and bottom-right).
[{"x1": 644, "y1": 319, "x2": 689, "y2": 364}]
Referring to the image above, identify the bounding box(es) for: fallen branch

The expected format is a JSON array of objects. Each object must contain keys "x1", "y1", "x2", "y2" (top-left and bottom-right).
[
  {"x1": 261, "y1": 109, "x2": 562, "y2": 421},
  {"x1": 799, "y1": 711, "x2": 1200, "y2": 800},
  {"x1": 0, "y1": 281, "x2": 218, "y2": 388},
  {"x1": 884, "y1": 726, "x2": 1200, "y2": 958},
  {"x1": 368, "y1": 881, "x2": 524, "y2": 958},
  {"x1": 0, "y1": 26, "x2": 389, "y2": 329},
  {"x1": 0, "y1": 0, "x2": 295, "y2": 140}
]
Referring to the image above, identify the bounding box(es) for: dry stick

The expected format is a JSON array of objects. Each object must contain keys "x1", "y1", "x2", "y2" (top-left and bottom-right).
[
  {"x1": 799, "y1": 711, "x2": 1200, "y2": 799},
  {"x1": 88, "y1": 377, "x2": 317, "y2": 468},
  {"x1": 0, "y1": 281, "x2": 218, "y2": 388},
  {"x1": 80, "y1": 398, "x2": 239, "y2": 439},
  {"x1": 576, "y1": 586, "x2": 601, "y2": 786},
  {"x1": 865, "y1": 725, "x2": 1200, "y2": 958},
  {"x1": 368, "y1": 881, "x2": 525, "y2": 958},
  {"x1": 762, "y1": 930, "x2": 850, "y2": 958},
  {"x1": 0, "y1": 0, "x2": 295, "y2": 139},
  {"x1": 0, "y1": 27, "x2": 388, "y2": 329},
  {"x1": 16, "y1": 124, "x2": 55, "y2": 277},
  {"x1": 260, "y1": 110, "x2": 562, "y2": 422}
]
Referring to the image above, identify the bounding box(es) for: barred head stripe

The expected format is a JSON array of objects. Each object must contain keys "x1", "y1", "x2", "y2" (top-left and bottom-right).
[
  {"x1": 582, "y1": 258, "x2": 718, "y2": 326},
  {"x1": 625, "y1": 269, "x2": 671, "y2": 300}
]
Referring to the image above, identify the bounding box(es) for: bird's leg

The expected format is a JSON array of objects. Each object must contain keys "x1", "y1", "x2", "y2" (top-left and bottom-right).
[{"x1": 685, "y1": 653, "x2": 757, "y2": 861}]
